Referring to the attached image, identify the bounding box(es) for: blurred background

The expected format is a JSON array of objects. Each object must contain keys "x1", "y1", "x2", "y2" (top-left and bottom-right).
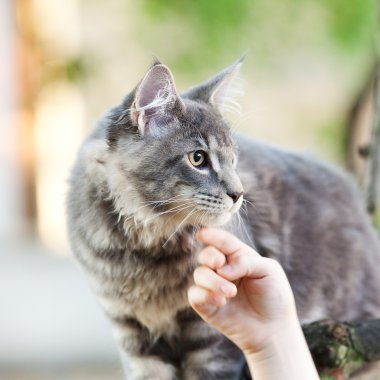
[{"x1": 0, "y1": 0, "x2": 379, "y2": 379}]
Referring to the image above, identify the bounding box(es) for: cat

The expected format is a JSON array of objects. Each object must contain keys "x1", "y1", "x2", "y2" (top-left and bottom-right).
[{"x1": 66, "y1": 58, "x2": 380, "y2": 379}]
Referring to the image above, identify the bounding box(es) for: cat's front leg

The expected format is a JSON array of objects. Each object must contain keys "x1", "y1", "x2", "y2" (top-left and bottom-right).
[
  {"x1": 179, "y1": 310, "x2": 245, "y2": 380},
  {"x1": 181, "y1": 339, "x2": 245, "y2": 380},
  {"x1": 112, "y1": 316, "x2": 179, "y2": 380},
  {"x1": 121, "y1": 355, "x2": 178, "y2": 380}
]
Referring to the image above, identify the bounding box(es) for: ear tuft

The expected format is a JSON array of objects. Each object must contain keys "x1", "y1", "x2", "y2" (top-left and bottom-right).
[
  {"x1": 210, "y1": 60, "x2": 244, "y2": 114},
  {"x1": 182, "y1": 56, "x2": 245, "y2": 115},
  {"x1": 151, "y1": 56, "x2": 163, "y2": 67}
]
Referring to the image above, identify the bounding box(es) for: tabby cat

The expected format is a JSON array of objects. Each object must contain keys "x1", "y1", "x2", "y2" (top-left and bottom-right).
[{"x1": 67, "y1": 59, "x2": 380, "y2": 379}]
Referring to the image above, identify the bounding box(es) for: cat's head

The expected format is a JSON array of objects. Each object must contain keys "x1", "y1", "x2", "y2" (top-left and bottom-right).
[{"x1": 104, "y1": 59, "x2": 244, "y2": 232}]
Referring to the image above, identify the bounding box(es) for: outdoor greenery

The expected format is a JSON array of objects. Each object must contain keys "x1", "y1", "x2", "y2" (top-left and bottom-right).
[{"x1": 138, "y1": 0, "x2": 376, "y2": 74}]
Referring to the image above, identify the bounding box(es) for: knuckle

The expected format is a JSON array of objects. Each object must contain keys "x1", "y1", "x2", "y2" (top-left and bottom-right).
[
  {"x1": 232, "y1": 252, "x2": 246, "y2": 266},
  {"x1": 266, "y1": 257, "x2": 282, "y2": 270},
  {"x1": 266, "y1": 257, "x2": 278, "y2": 266},
  {"x1": 215, "y1": 252, "x2": 226, "y2": 266}
]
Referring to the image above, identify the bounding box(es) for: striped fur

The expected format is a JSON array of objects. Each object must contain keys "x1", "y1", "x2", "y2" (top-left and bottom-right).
[{"x1": 67, "y1": 61, "x2": 380, "y2": 379}]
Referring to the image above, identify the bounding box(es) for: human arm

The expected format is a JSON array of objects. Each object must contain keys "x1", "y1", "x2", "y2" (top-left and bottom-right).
[{"x1": 187, "y1": 228, "x2": 319, "y2": 380}]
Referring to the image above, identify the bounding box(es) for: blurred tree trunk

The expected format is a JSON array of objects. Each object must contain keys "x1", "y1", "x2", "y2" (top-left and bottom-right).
[
  {"x1": 367, "y1": 67, "x2": 380, "y2": 218},
  {"x1": 345, "y1": 67, "x2": 375, "y2": 176},
  {"x1": 346, "y1": 0, "x2": 380, "y2": 223},
  {"x1": 345, "y1": 64, "x2": 380, "y2": 225}
]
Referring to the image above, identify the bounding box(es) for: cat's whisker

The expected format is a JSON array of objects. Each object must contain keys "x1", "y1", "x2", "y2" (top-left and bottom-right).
[
  {"x1": 141, "y1": 196, "x2": 193, "y2": 209},
  {"x1": 158, "y1": 200, "x2": 194, "y2": 211},
  {"x1": 121, "y1": 196, "x2": 194, "y2": 224},
  {"x1": 241, "y1": 204, "x2": 249, "y2": 218},
  {"x1": 198, "y1": 211, "x2": 210, "y2": 232},
  {"x1": 144, "y1": 203, "x2": 194, "y2": 223},
  {"x1": 237, "y1": 209, "x2": 255, "y2": 249},
  {"x1": 143, "y1": 209, "x2": 192, "y2": 227},
  {"x1": 146, "y1": 200, "x2": 192, "y2": 211},
  {"x1": 236, "y1": 210, "x2": 242, "y2": 231},
  {"x1": 141, "y1": 194, "x2": 192, "y2": 205},
  {"x1": 162, "y1": 209, "x2": 196, "y2": 248},
  {"x1": 243, "y1": 198, "x2": 257, "y2": 212},
  {"x1": 190, "y1": 216, "x2": 203, "y2": 256},
  {"x1": 189, "y1": 211, "x2": 206, "y2": 255}
]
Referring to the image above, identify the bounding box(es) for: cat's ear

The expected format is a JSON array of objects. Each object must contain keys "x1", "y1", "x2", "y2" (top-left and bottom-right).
[
  {"x1": 182, "y1": 57, "x2": 244, "y2": 114},
  {"x1": 131, "y1": 63, "x2": 185, "y2": 138}
]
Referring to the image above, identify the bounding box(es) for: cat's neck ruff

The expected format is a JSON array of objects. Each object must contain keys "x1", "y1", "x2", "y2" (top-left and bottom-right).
[
  {"x1": 82, "y1": 143, "x2": 194, "y2": 251},
  {"x1": 122, "y1": 213, "x2": 191, "y2": 250},
  {"x1": 106, "y1": 174, "x2": 193, "y2": 250}
]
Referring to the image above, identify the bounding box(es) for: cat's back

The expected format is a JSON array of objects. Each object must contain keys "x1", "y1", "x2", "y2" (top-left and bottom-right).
[
  {"x1": 234, "y1": 133, "x2": 380, "y2": 321},
  {"x1": 235, "y1": 133, "x2": 369, "y2": 220},
  {"x1": 236, "y1": 134, "x2": 352, "y2": 192}
]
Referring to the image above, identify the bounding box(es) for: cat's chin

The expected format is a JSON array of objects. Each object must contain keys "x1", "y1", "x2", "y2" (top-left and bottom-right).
[{"x1": 195, "y1": 212, "x2": 233, "y2": 228}]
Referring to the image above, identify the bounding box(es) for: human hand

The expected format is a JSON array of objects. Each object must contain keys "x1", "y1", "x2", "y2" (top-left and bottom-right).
[{"x1": 188, "y1": 228, "x2": 298, "y2": 356}]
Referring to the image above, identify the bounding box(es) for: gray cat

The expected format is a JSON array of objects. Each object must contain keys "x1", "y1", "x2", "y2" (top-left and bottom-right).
[{"x1": 67, "y1": 59, "x2": 380, "y2": 379}]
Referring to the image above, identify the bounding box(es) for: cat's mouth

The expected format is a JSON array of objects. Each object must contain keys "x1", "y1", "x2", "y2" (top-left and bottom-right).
[
  {"x1": 177, "y1": 193, "x2": 243, "y2": 227},
  {"x1": 200, "y1": 212, "x2": 233, "y2": 227},
  {"x1": 146, "y1": 192, "x2": 243, "y2": 229}
]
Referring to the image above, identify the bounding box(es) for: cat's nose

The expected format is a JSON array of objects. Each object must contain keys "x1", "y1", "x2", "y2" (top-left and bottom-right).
[{"x1": 227, "y1": 191, "x2": 243, "y2": 204}]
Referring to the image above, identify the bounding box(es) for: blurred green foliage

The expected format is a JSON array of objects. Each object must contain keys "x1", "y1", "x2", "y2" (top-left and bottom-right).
[
  {"x1": 321, "y1": 0, "x2": 376, "y2": 50},
  {"x1": 140, "y1": 0, "x2": 251, "y2": 71},
  {"x1": 138, "y1": 0, "x2": 376, "y2": 74},
  {"x1": 317, "y1": 120, "x2": 346, "y2": 163},
  {"x1": 42, "y1": 57, "x2": 89, "y2": 85},
  {"x1": 65, "y1": 57, "x2": 88, "y2": 83},
  {"x1": 136, "y1": 0, "x2": 377, "y2": 166}
]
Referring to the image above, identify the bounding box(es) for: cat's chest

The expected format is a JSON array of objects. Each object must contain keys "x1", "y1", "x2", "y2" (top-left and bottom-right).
[{"x1": 119, "y1": 245, "x2": 197, "y2": 333}]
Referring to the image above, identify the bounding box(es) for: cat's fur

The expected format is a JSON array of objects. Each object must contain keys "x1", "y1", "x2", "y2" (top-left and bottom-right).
[{"x1": 67, "y1": 59, "x2": 380, "y2": 379}]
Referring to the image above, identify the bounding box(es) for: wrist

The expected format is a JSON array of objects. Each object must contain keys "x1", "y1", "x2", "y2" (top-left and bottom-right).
[
  {"x1": 242, "y1": 315, "x2": 300, "y2": 357},
  {"x1": 243, "y1": 318, "x2": 319, "y2": 380},
  {"x1": 241, "y1": 310, "x2": 300, "y2": 357}
]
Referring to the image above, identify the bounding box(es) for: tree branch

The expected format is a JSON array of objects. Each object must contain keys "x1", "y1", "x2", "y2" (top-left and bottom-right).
[
  {"x1": 240, "y1": 319, "x2": 380, "y2": 380},
  {"x1": 303, "y1": 319, "x2": 380, "y2": 379}
]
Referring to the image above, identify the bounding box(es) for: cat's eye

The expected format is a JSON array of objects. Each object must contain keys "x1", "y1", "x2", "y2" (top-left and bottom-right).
[{"x1": 188, "y1": 150, "x2": 206, "y2": 167}]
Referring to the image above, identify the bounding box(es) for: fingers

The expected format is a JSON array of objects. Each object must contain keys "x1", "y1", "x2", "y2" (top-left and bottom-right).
[
  {"x1": 217, "y1": 254, "x2": 277, "y2": 282},
  {"x1": 197, "y1": 228, "x2": 246, "y2": 256},
  {"x1": 198, "y1": 246, "x2": 226, "y2": 269},
  {"x1": 188, "y1": 285, "x2": 226, "y2": 309},
  {"x1": 194, "y1": 266, "x2": 237, "y2": 298},
  {"x1": 197, "y1": 228, "x2": 261, "y2": 258},
  {"x1": 197, "y1": 228, "x2": 272, "y2": 282},
  {"x1": 188, "y1": 264, "x2": 238, "y2": 315}
]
